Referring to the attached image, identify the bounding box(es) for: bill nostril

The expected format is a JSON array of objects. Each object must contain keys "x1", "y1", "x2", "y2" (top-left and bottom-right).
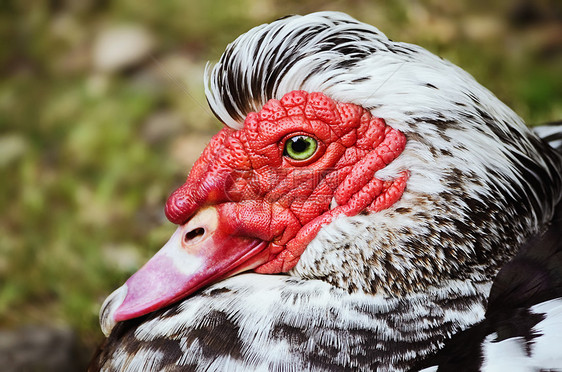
[
  {"x1": 179, "y1": 207, "x2": 219, "y2": 248},
  {"x1": 183, "y1": 227, "x2": 206, "y2": 245}
]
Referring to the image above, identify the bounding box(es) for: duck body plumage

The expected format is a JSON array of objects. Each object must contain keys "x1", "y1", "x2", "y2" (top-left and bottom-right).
[
  {"x1": 93, "y1": 275, "x2": 491, "y2": 371},
  {"x1": 91, "y1": 12, "x2": 562, "y2": 372}
]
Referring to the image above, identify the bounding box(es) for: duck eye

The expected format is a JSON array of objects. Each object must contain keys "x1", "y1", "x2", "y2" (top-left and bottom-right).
[{"x1": 284, "y1": 135, "x2": 318, "y2": 161}]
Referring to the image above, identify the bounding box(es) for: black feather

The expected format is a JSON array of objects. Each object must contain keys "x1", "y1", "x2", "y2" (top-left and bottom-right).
[{"x1": 409, "y1": 201, "x2": 562, "y2": 371}]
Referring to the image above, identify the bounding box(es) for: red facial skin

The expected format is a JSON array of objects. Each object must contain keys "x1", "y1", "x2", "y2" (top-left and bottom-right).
[
  {"x1": 108, "y1": 90, "x2": 408, "y2": 323},
  {"x1": 166, "y1": 90, "x2": 408, "y2": 272}
]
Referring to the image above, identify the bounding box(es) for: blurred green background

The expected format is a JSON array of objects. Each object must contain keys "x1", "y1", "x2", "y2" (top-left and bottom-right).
[{"x1": 1, "y1": 0, "x2": 561, "y2": 368}]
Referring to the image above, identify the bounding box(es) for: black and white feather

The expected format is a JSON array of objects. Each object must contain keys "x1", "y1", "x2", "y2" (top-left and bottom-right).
[
  {"x1": 414, "y1": 199, "x2": 562, "y2": 371},
  {"x1": 91, "y1": 12, "x2": 562, "y2": 371}
]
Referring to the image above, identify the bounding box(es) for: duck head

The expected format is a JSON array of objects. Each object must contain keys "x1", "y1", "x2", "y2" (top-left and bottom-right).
[{"x1": 100, "y1": 12, "x2": 562, "y2": 337}]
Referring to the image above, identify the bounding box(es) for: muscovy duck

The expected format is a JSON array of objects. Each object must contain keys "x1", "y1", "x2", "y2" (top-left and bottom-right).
[{"x1": 90, "y1": 12, "x2": 562, "y2": 371}]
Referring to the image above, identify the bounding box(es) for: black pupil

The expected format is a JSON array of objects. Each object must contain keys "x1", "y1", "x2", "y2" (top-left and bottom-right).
[{"x1": 291, "y1": 137, "x2": 309, "y2": 153}]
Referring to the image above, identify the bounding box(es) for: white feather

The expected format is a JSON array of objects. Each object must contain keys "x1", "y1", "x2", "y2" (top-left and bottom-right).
[{"x1": 481, "y1": 299, "x2": 562, "y2": 371}]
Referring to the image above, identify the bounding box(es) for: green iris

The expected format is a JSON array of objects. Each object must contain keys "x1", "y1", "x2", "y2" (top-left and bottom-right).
[{"x1": 284, "y1": 135, "x2": 318, "y2": 161}]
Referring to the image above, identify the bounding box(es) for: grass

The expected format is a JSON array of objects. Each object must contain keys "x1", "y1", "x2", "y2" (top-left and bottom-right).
[{"x1": 1, "y1": 0, "x2": 561, "y2": 362}]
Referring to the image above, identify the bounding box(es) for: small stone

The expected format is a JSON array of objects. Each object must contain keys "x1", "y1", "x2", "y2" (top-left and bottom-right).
[
  {"x1": 0, "y1": 326, "x2": 84, "y2": 372},
  {"x1": 93, "y1": 25, "x2": 155, "y2": 73},
  {"x1": 142, "y1": 110, "x2": 185, "y2": 144},
  {"x1": 462, "y1": 16, "x2": 505, "y2": 41},
  {"x1": 0, "y1": 134, "x2": 28, "y2": 167},
  {"x1": 171, "y1": 134, "x2": 213, "y2": 169},
  {"x1": 102, "y1": 243, "x2": 143, "y2": 272}
]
